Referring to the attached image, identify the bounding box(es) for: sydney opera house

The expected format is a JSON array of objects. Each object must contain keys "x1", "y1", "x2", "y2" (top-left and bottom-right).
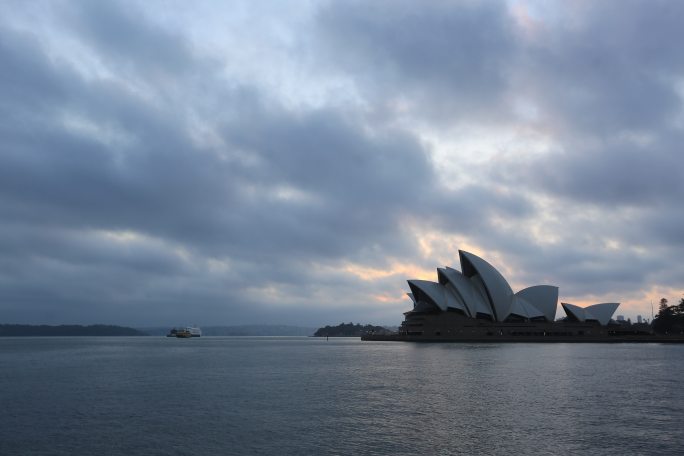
[{"x1": 365, "y1": 250, "x2": 629, "y2": 342}]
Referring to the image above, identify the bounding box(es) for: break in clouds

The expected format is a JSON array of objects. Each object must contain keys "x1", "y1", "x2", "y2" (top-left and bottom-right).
[{"x1": 1, "y1": 0, "x2": 683, "y2": 326}]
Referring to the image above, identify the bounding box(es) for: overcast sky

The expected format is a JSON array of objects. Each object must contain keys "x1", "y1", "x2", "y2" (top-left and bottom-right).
[{"x1": 1, "y1": 0, "x2": 683, "y2": 327}]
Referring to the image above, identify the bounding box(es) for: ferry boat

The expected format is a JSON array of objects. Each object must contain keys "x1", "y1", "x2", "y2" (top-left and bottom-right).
[
  {"x1": 175, "y1": 328, "x2": 192, "y2": 338},
  {"x1": 167, "y1": 326, "x2": 202, "y2": 337}
]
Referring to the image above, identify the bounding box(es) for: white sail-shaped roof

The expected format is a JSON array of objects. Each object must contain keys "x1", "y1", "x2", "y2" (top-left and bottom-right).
[
  {"x1": 443, "y1": 286, "x2": 469, "y2": 314},
  {"x1": 562, "y1": 303, "x2": 586, "y2": 321},
  {"x1": 515, "y1": 286, "x2": 558, "y2": 321},
  {"x1": 403, "y1": 249, "x2": 572, "y2": 324},
  {"x1": 437, "y1": 267, "x2": 492, "y2": 318},
  {"x1": 562, "y1": 302, "x2": 620, "y2": 325},
  {"x1": 459, "y1": 250, "x2": 514, "y2": 322},
  {"x1": 407, "y1": 280, "x2": 447, "y2": 311},
  {"x1": 408, "y1": 278, "x2": 470, "y2": 314},
  {"x1": 585, "y1": 303, "x2": 620, "y2": 325},
  {"x1": 469, "y1": 275, "x2": 495, "y2": 318},
  {"x1": 509, "y1": 296, "x2": 546, "y2": 320}
]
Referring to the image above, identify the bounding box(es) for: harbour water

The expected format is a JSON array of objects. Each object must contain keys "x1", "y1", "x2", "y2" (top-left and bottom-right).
[{"x1": 1, "y1": 337, "x2": 683, "y2": 455}]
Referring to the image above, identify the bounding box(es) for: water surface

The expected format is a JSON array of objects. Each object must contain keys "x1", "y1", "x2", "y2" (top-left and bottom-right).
[{"x1": 1, "y1": 337, "x2": 682, "y2": 455}]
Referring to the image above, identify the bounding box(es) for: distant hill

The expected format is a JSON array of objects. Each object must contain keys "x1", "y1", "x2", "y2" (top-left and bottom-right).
[
  {"x1": 0, "y1": 324, "x2": 146, "y2": 337},
  {"x1": 313, "y1": 323, "x2": 396, "y2": 337},
  {"x1": 140, "y1": 325, "x2": 317, "y2": 336}
]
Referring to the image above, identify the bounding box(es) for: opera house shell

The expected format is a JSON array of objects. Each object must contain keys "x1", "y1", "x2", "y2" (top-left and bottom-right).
[{"x1": 387, "y1": 250, "x2": 626, "y2": 341}]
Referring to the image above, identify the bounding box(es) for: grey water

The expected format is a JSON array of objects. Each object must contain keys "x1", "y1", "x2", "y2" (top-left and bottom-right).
[{"x1": 1, "y1": 337, "x2": 683, "y2": 455}]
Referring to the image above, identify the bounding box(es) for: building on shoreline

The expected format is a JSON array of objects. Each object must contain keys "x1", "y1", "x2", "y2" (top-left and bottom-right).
[{"x1": 364, "y1": 250, "x2": 663, "y2": 342}]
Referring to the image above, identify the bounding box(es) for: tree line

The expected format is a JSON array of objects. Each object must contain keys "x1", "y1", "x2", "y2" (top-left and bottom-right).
[
  {"x1": 0, "y1": 324, "x2": 145, "y2": 336},
  {"x1": 653, "y1": 298, "x2": 684, "y2": 334},
  {"x1": 313, "y1": 322, "x2": 393, "y2": 337}
]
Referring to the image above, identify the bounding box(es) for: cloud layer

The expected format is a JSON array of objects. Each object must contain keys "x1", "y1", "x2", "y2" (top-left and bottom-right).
[{"x1": 1, "y1": 0, "x2": 682, "y2": 325}]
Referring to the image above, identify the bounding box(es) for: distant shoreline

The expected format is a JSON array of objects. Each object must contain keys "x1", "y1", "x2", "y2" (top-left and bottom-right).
[
  {"x1": 141, "y1": 325, "x2": 316, "y2": 337},
  {"x1": 0, "y1": 324, "x2": 319, "y2": 337},
  {"x1": 0, "y1": 324, "x2": 146, "y2": 337}
]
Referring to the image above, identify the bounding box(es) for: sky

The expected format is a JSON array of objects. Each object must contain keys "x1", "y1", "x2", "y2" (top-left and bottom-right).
[{"x1": 1, "y1": 0, "x2": 683, "y2": 327}]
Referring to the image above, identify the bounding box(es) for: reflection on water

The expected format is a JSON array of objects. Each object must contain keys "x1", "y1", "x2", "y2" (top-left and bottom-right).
[{"x1": 1, "y1": 337, "x2": 682, "y2": 455}]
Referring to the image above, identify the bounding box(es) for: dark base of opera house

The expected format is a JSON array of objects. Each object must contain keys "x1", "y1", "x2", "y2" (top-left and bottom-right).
[{"x1": 361, "y1": 312, "x2": 684, "y2": 343}]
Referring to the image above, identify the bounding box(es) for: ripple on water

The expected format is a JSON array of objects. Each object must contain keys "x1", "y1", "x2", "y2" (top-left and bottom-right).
[{"x1": 1, "y1": 338, "x2": 683, "y2": 456}]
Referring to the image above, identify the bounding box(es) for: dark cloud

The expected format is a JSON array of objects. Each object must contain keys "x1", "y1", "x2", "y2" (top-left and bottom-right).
[
  {"x1": 491, "y1": 132, "x2": 684, "y2": 209},
  {"x1": 65, "y1": 0, "x2": 198, "y2": 77},
  {"x1": 1, "y1": 0, "x2": 683, "y2": 325},
  {"x1": 521, "y1": 1, "x2": 684, "y2": 134},
  {"x1": 315, "y1": 0, "x2": 518, "y2": 120},
  {"x1": 0, "y1": 9, "x2": 519, "y2": 325}
]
